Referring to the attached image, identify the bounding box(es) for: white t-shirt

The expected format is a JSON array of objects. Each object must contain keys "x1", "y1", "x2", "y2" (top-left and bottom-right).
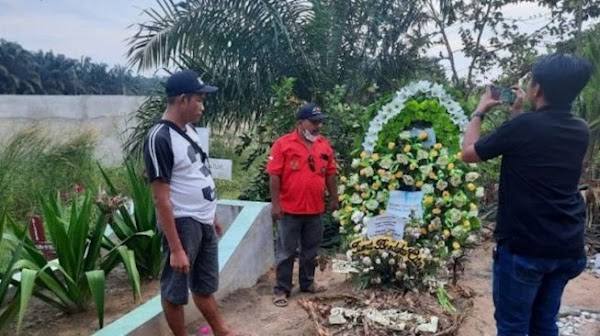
[{"x1": 144, "y1": 122, "x2": 216, "y2": 225}]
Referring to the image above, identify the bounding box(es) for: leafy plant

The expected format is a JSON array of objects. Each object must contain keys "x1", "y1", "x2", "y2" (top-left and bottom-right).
[
  {"x1": 0, "y1": 211, "x2": 24, "y2": 331},
  {"x1": 99, "y1": 160, "x2": 162, "y2": 280},
  {"x1": 3, "y1": 192, "x2": 141, "y2": 331}
]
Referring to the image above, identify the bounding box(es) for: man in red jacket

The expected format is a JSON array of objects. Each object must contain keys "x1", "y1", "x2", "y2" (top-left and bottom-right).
[{"x1": 267, "y1": 103, "x2": 339, "y2": 307}]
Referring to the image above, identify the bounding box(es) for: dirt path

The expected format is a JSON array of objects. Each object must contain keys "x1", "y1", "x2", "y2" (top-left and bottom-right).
[{"x1": 192, "y1": 241, "x2": 600, "y2": 336}]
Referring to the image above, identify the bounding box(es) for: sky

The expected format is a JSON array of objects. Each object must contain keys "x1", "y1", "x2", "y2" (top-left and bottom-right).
[{"x1": 0, "y1": 0, "x2": 559, "y2": 79}]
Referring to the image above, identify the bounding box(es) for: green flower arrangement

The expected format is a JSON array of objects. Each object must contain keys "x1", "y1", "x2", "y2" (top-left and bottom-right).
[{"x1": 335, "y1": 130, "x2": 483, "y2": 290}]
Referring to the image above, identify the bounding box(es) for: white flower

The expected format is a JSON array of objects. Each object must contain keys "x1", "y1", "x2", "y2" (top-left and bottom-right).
[
  {"x1": 338, "y1": 185, "x2": 346, "y2": 195},
  {"x1": 402, "y1": 175, "x2": 415, "y2": 186},
  {"x1": 332, "y1": 210, "x2": 340, "y2": 219},
  {"x1": 365, "y1": 199, "x2": 380, "y2": 210},
  {"x1": 450, "y1": 175, "x2": 462, "y2": 187},
  {"x1": 360, "y1": 183, "x2": 369, "y2": 191},
  {"x1": 419, "y1": 165, "x2": 433, "y2": 176},
  {"x1": 345, "y1": 250, "x2": 353, "y2": 259},
  {"x1": 349, "y1": 174, "x2": 359, "y2": 185},
  {"x1": 399, "y1": 131, "x2": 411, "y2": 140},
  {"x1": 362, "y1": 256, "x2": 372, "y2": 266},
  {"x1": 465, "y1": 172, "x2": 479, "y2": 182},
  {"x1": 436, "y1": 156, "x2": 449, "y2": 167},
  {"x1": 396, "y1": 154, "x2": 409, "y2": 165},
  {"x1": 381, "y1": 251, "x2": 389, "y2": 259},
  {"x1": 417, "y1": 149, "x2": 429, "y2": 160},
  {"x1": 351, "y1": 193, "x2": 362, "y2": 204},
  {"x1": 381, "y1": 172, "x2": 392, "y2": 182},
  {"x1": 467, "y1": 235, "x2": 477, "y2": 244},
  {"x1": 421, "y1": 183, "x2": 434, "y2": 194},
  {"x1": 376, "y1": 191, "x2": 388, "y2": 203},
  {"x1": 364, "y1": 167, "x2": 374, "y2": 177},
  {"x1": 351, "y1": 211, "x2": 365, "y2": 224},
  {"x1": 476, "y1": 187, "x2": 485, "y2": 198},
  {"x1": 353, "y1": 224, "x2": 362, "y2": 232},
  {"x1": 351, "y1": 159, "x2": 361, "y2": 168},
  {"x1": 388, "y1": 258, "x2": 396, "y2": 265},
  {"x1": 447, "y1": 209, "x2": 462, "y2": 224},
  {"x1": 379, "y1": 157, "x2": 393, "y2": 169},
  {"x1": 436, "y1": 180, "x2": 448, "y2": 191},
  {"x1": 375, "y1": 258, "x2": 381, "y2": 265},
  {"x1": 361, "y1": 227, "x2": 368, "y2": 236}
]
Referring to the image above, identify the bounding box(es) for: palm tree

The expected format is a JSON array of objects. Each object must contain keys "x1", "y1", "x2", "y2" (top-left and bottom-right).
[{"x1": 124, "y1": 0, "x2": 434, "y2": 155}]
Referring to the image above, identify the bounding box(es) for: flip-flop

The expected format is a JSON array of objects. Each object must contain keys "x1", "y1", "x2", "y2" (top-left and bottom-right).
[
  {"x1": 301, "y1": 283, "x2": 327, "y2": 294},
  {"x1": 272, "y1": 294, "x2": 288, "y2": 307}
]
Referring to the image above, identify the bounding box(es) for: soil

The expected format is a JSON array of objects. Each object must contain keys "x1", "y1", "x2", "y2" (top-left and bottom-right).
[
  {"x1": 9, "y1": 267, "x2": 160, "y2": 336},
  {"x1": 7, "y1": 235, "x2": 600, "y2": 336}
]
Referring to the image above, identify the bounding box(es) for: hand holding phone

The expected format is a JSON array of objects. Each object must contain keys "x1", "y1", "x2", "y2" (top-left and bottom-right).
[{"x1": 490, "y1": 85, "x2": 517, "y2": 105}]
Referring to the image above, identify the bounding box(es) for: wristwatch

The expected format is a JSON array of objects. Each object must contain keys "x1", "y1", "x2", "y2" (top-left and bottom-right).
[{"x1": 471, "y1": 111, "x2": 485, "y2": 121}]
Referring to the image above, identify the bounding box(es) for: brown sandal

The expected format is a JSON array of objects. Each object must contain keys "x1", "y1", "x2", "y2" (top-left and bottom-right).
[{"x1": 272, "y1": 293, "x2": 288, "y2": 307}]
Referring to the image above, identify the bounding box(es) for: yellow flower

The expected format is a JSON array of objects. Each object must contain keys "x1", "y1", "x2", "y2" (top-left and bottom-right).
[
  {"x1": 354, "y1": 184, "x2": 360, "y2": 191},
  {"x1": 434, "y1": 143, "x2": 443, "y2": 150},
  {"x1": 452, "y1": 241, "x2": 461, "y2": 250},
  {"x1": 371, "y1": 153, "x2": 380, "y2": 161},
  {"x1": 361, "y1": 206, "x2": 367, "y2": 212},
  {"x1": 340, "y1": 176, "x2": 347, "y2": 183},
  {"x1": 428, "y1": 223, "x2": 437, "y2": 232},
  {"x1": 463, "y1": 220, "x2": 471, "y2": 228},
  {"x1": 360, "y1": 151, "x2": 368, "y2": 159},
  {"x1": 443, "y1": 229, "x2": 451, "y2": 238},
  {"x1": 456, "y1": 152, "x2": 462, "y2": 160},
  {"x1": 360, "y1": 169, "x2": 366, "y2": 176},
  {"x1": 388, "y1": 185, "x2": 396, "y2": 191},
  {"x1": 340, "y1": 219, "x2": 347, "y2": 226},
  {"x1": 361, "y1": 192, "x2": 368, "y2": 199},
  {"x1": 415, "y1": 180, "x2": 424, "y2": 188},
  {"x1": 428, "y1": 171, "x2": 437, "y2": 180},
  {"x1": 338, "y1": 195, "x2": 344, "y2": 201},
  {"x1": 418, "y1": 131, "x2": 428, "y2": 141},
  {"x1": 469, "y1": 203, "x2": 478, "y2": 211},
  {"x1": 403, "y1": 145, "x2": 411, "y2": 153},
  {"x1": 442, "y1": 191, "x2": 450, "y2": 198},
  {"x1": 447, "y1": 163, "x2": 455, "y2": 170},
  {"x1": 409, "y1": 164, "x2": 417, "y2": 170},
  {"x1": 372, "y1": 183, "x2": 380, "y2": 191},
  {"x1": 377, "y1": 169, "x2": 385, "y2": 176},
  {"x1": 395, "y1": 171, "x2": 404, "y2": 178},
  {"x1": 423, "y1": 196, "x2": 434, "y2": 205},
  {"x1": 420, "y1": 228, "x2": 428, "y2": 235},
  {"x1": 430, "y1": 149, "x2": 439, "y2": 158},
  {"x1": 379, "y1": 209, "x2": 386, "y2": 215},
  {"x1": 467, "y1": 183, "x2": 476, "y2": 191},
  {"x1": 388, "y1": 142, "x2": 396, "y2": 150},
  {"x1": 432, "y1": 208, "x2": 442, "y2": 215},
  {"x1": 345, "y1": 205, "x2": 353, "y2": 212}
]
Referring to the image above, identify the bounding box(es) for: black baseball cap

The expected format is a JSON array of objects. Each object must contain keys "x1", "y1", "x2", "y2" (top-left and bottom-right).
[
  {"x1": 297, "y1": 103, "x2": 326, "y2": 121},
  {"x1": 165, "y1": 69, "x2": 218, "y2": 97}
]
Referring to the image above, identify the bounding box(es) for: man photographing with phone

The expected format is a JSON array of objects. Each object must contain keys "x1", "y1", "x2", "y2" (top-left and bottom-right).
[{"x1": 460, "y1": 53, "x2": 593, "y2": 335}]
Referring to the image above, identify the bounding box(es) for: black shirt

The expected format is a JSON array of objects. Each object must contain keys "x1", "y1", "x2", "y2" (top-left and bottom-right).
[{"x1": 475, "y1": 106, "x2": 589, "y2": 258}]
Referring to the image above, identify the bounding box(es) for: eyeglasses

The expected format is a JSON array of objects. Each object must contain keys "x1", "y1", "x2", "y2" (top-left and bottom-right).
[{"x1": 308, "y1": 155, "x2": 315, "y2": 172}]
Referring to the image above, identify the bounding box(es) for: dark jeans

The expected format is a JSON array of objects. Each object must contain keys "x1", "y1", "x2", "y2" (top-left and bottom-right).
[
  {"x1": 274, "y1": 213, "x2": 323, "y2": 295},
  {"x1": 493, "y1": 243, "x2": 586, "y2": 336}
]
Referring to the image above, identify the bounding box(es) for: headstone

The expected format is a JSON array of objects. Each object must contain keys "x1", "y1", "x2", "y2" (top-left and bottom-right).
[{"x1": 208, "y1": 158, "x2": 233, "y2": 180}]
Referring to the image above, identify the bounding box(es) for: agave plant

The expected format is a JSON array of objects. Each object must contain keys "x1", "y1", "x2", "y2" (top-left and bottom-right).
[
  {"x1": 3, "y1": 191, "x2": 141, "y2": 332},
  {"x1": 99, "y1": 160, "x2": 162, "y2": 280},
  {"x1": 0, "y1": 210, "x2": 24, "y2": 331}
]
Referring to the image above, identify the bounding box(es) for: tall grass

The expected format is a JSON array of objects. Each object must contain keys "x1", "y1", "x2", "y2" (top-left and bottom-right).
[{"x1": 0, "y1": 127, "x2": 99, "y2": 224}]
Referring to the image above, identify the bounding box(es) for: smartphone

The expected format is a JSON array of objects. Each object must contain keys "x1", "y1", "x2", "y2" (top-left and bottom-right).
[{"x1": 490, "y1": 85, "x2": 516, "y2": 104}]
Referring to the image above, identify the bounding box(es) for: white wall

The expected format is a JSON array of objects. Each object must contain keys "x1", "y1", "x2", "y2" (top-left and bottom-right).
[{"x1": 0, "y1": 95, "x2": 147, "y2": 165}]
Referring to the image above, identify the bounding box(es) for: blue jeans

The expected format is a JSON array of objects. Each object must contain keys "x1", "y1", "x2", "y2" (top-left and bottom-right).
[{"x1": 493, "y1": 244, "x2": 586, "y2": 336}]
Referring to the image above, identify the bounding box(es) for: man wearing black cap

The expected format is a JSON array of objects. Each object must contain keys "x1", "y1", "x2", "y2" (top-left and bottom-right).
[
  {"x1": 460, "y1": 54, "x2": 593, "y2": 335},
  {"x1": 144, "y1": 70, "x2": 243, "y2": 336},
  {"x1": 266, "y1": 103, "x2": 339, "y2": 307}
]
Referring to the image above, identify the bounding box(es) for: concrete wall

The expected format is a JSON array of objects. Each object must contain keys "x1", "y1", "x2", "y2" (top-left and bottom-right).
[{"x1": 0, "y1": 95, "x2": 146, "y2": 165}]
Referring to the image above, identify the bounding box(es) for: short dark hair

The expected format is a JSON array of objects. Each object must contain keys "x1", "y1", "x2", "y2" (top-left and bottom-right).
[
  {"x1": 531, "y1": 53, "x2": 593, "y2": 108},
  {"x1": 167, "y1": 93, "x2": 194, "y2": 105}
]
